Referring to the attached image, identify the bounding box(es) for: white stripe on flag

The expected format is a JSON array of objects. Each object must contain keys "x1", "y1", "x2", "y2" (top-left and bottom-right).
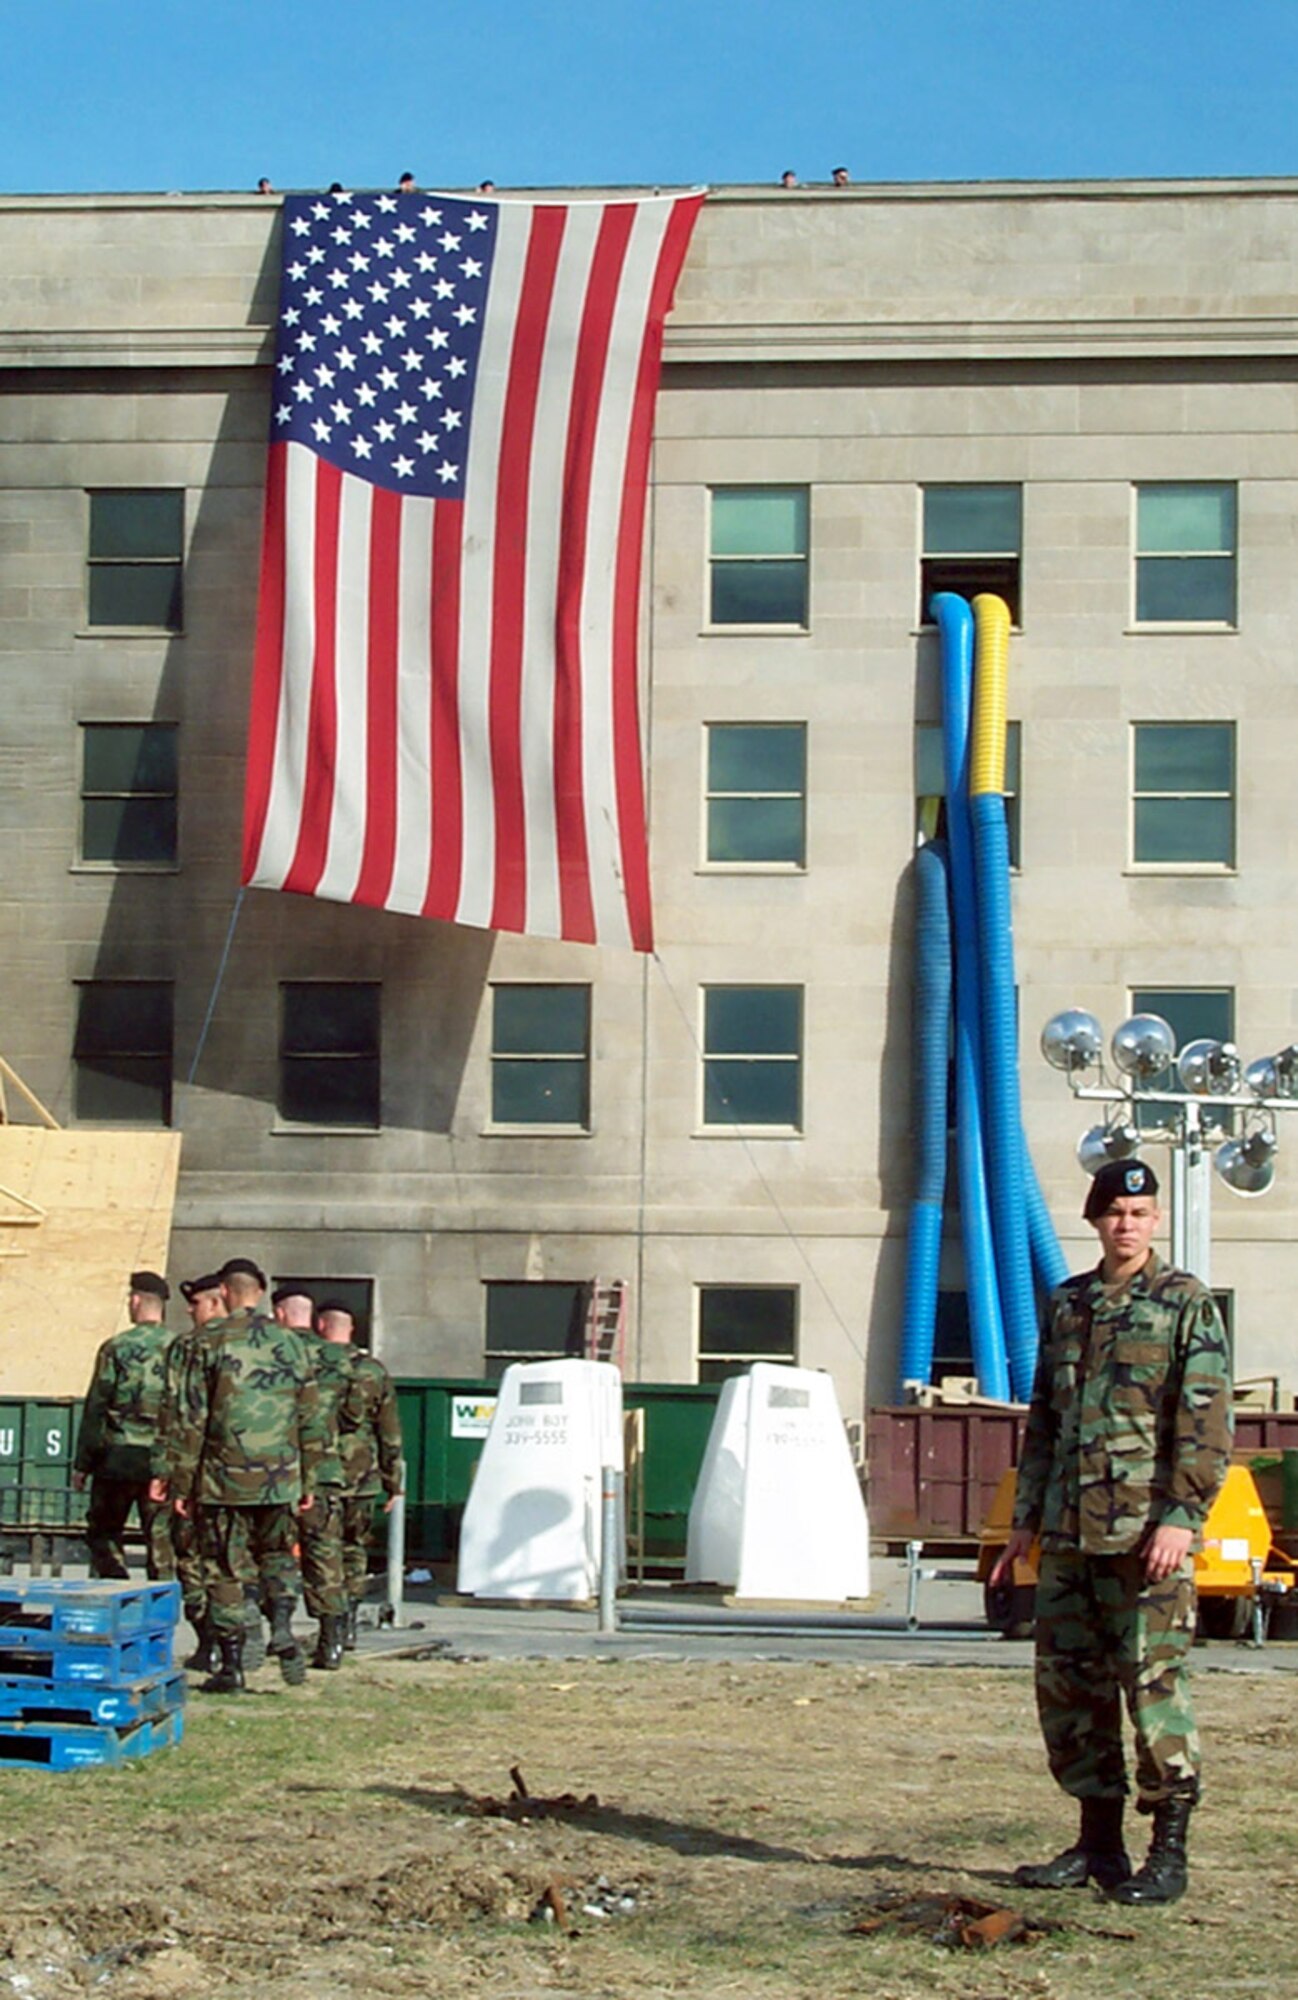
[
  {"x1": 583, "y1": 202, "x2": 670, "y2": 949},
  {"x1": 317, "y1": 472, "x2": 373, "y2": 904},
  {"x1": 254, "y1": 442, "x2": 318, "y2": 888},
  {"x1": 453, "y1": 210, "x2": 534, "y2": 930},
  {"x1": 518, "y1": 203, "x2": 603, "y2": 941},
  {"x1": 389, "y1": 495, "x2": 436, "y2": 916}
]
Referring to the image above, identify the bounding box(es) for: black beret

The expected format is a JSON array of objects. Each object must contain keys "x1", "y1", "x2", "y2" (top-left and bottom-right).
[
  {"x1": 315, "y1": 1297, "x2": 355, "y2": 1320},
  {"x1": 1084, "y1": 1158, "x2": 1160, "y2": 1221},
  {"x1": 180, "y1": 1272, "x2": 224, "y2": 1303},
  {"x1": 218, "y1": 1257, "x2": 267, "y2": 1289},
  {"x1": 129, "y1": 1269, "x2": 170, "y2": 1302},
  {"x1": 271, "y1": 1284, "x2": 315, "y2": 1308}
]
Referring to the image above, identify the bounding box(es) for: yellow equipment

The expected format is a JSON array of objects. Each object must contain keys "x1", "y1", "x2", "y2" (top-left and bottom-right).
[{"x1": 977, "y1": 1462, "x2": 1296, "y2": 1638}]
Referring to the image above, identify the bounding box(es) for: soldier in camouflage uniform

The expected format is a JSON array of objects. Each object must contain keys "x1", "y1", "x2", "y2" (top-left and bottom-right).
[
  {"x1": 993, "y1": 1159, "x2": 1232, "y2": 1905},
  {"x1": 72, "y1": 1271, "x2": 175, "y2": 1580},
  {"x1": 154, "y1": 1272, "x2": 227, "y2": 1672},
  {"x1": 167, "y1": 1257, "x2": 325, "y2": 1694},
  {"x1": 329, "y1": 1301, "x2": 404, "y2": 1649},
  {"x1": 273, "y1": 1286, "x2": 353, "y2": 1671}
]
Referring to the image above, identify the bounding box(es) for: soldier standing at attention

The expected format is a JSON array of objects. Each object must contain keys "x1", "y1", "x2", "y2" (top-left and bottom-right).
[
  {"x1": 168, "y1": 1257, "x2": 324, "y2": 1694},
  {"x1": 274, "y1": 1286, "x2": 352, "y2": 1672},
  {"x1": 992, "y1": 1159, "x2": 1232, "y2": 1905},
  {"x1": 73, "y1": 1270, "x2": 175, "y2": 1581},
  {"x1": 330, "y1": 1301, "x2": 404, "y2": 1649}
]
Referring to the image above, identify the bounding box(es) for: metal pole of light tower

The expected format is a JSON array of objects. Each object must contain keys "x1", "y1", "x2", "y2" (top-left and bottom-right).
[{"x1": 1169, "y1": 1099, "x2": 1213, "y2": 1285}]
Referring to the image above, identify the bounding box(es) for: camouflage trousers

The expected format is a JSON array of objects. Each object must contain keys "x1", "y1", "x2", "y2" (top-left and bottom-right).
[
  {"x1": 86, "y1": 1477, "x2": 175, "y2": 1583},
  {"x1": 170, "y1": 1506, "x2": 209, "y2": 1624},
  {"x1": 299, "y1": 1490, "x2": 349, "y2": 1618},
  {"x1": 341, "y1": 1493, "x2": 380, "y2": 1602},
  {"x1": 1034, "y1": 1550, "x2": 1201, "y2": 1808},
  {"x1": 198, "y1": 1504, "x2": 301, "y2": 1637}
]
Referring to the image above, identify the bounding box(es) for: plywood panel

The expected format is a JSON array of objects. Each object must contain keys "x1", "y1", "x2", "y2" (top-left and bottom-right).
[{"x1": 0, "y1": 1130, "x2": 181, "y2": 1395}]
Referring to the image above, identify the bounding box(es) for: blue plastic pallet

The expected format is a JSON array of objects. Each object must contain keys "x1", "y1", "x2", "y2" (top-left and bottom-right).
[
  {"x1": 0, "y1": 1669, "x2": 185, "y2": 1728},
  {"x1": 0, "y1": 1706, "x2": 183, "y2": 1771},
  {"x1": 0, "y1": 1580, "x2": 180, "y2": 1641},
  {"x1": 0, "y1": 1626, "x2": 173, "y2": 1684}
]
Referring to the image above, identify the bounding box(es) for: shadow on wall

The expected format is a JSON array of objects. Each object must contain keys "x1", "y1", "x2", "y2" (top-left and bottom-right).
[{"x1": 861, "y1": 632, "x2": 943, "y2": 1405}]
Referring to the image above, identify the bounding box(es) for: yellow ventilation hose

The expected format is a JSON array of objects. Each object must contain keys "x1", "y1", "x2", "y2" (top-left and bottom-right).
[{"x1": 969, "y1": 593, "x2": 1011, "y2": 798}]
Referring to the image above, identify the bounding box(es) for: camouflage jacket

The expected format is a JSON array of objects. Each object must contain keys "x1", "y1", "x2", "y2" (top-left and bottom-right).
[
  {"x1": 167, "y1": 1309, "x2": 326, "y2": 1507},
  {"x1": 338, "y1": 1352, "x2": 404, "y2": 1498},
  {"x1": 1012, "y1": 1252, "x2": 1233, "y2": 1555},
  {"x1": 304, "y1": 1333, "x2": 360, "y2": 1489},
  {"x1": 153, "y1": 1325, "x2": 206, "y2": 1485},
  {"x1": 74, "y1": 1321, "x2": 172, "y2": 1483}
]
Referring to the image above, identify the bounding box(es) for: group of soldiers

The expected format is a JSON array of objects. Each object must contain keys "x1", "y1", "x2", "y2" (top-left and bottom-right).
[{"x1": 72, "y1": 1258, "x2": 403, "y2": 1694}]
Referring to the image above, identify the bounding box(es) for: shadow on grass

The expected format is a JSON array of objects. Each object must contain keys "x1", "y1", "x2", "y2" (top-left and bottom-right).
[
  {"x1": 359, "y1": 1784, "x2": 1020, "y2": 1880},
  {"x1": 366, "y1": 1781, "x2": 821, "y2": 1865}
]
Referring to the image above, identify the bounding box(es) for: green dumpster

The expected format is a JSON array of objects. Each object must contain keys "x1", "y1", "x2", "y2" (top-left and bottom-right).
[{"x1": 395, "y1": 1377, "x2": 721, "y2": 1568}]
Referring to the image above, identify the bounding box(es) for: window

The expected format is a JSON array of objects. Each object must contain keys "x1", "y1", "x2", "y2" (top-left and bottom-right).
[
  {"x1": 1130, "y1": 986, "x2": 1234, "y2": 1134},
  {"x1": 916, "y1": 721, "x2": 1022, "y2": 867},
  {"x1": 1132, "y1": 723, "x2": 1234, "y2": 868},
  {"x1": 704, "y1": 723, "x2": 806, "y2": 867},
  {"x1": 702, "y1": 986, "x2": 802, "y2": 1129},
  {"x1": 272, "y1": 1276, "x2": 374, "y2": 1347},
  {"x1": 79, "y1": 723, "x2": 178, "y2": 867},
  {"x1": 921, "y1": 484, "x2": 1022, "y2": 624},
  {"x1": 709, "y1": 487, "x2": 809, "y2": 627},
  {"x1": 87, "y1": 490, "x2": 184, "y2": 630},
  {"x1": 932, "y1": 1292, "x2": 975, "y2": 1383},
  {"x1": 73, "y1": 981, "x2": 173, "y2": 1125},
  {"x1": 279, "y1": 983, "x2": 381, "y2": 1127},
  {"x1": 1135, "y1": 483, "x2": 1236, "y2": 625},
  {"x1": 697, "y1": 1285, "x2": 797, "y2": 1384},
  {"x1": 490, "y1": 984, "x2": 590, "y2": 1128},
  {"x1": 484, "y1": 1281, "x2": 587, "y2": 1381}
]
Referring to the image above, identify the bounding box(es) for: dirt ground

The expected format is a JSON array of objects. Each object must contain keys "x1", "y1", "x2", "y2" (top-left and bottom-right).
[{"x1": 0, "y1": 1650, "x2": 1294, "y2": 1999}]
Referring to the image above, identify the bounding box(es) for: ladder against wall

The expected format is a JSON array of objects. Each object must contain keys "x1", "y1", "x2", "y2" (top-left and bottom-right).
[{"x1": 582, "y1": 1278, "x2": 627, "y2": 1367}]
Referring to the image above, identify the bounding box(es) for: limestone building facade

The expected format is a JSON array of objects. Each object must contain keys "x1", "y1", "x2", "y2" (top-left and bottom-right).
[{"x1": 3, "y1": 178, "x2": 1298, "y2": 1407}]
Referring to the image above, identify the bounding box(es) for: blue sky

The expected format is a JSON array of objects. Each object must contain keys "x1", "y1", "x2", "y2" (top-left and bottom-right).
[{"x1": 5, "y1": 0, "x2": 1298, "y2": 194}]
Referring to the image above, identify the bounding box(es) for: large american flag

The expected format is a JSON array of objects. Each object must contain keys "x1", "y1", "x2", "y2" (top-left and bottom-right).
[{"x1": 241, "y1": 186, "x2": 703, "y2": 950}]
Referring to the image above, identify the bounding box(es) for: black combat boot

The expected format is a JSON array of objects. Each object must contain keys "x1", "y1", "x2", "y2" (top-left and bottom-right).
[
  {"x1": 1014, "y1": 1797, "x2": 1132, "y2": 1891},
  {"x1": 199, "y1": 1632, "x2": 245, "y2": 1695},
  {"x1": 1110, "y1": 1795, "x2": 1192, "y2": 1905},
  {"x1": 343, "y1": 1599, "x2": 360, "y2": 1651},
  {"x1": 268, "y1": 1596, "x2": 307, "y2": 1685},
  {"x1": 183, "y1": 1615, "x2": 220, "y2": 1675},
  {"x1": 311, "y1": 1615, "x2": 346, "y2": 1671},
  {"x1": 242, "y1": 1588, "x2": 268, "y2": 1673}
]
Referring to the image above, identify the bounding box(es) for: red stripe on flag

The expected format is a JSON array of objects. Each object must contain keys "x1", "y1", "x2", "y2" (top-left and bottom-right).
[
  {"x1": 612, "y1": 195, "x2": 705, "y2": 952},
  {"x1": 283, "y1": 458, "x2": 343, "y2": 895},
  {"x1": 424, "y1": 503, "x2": 465, "y2": 921},
  {"x1": 241, "y1": 442, "x2": 289, "y2": 883},
  {"x1": 489, "y1": 206, "x2": 567, "y2": 936},
  {"x1": 553, "y1": 204, "x2": 636, "y2": 947},
  {"x1": 354, "y1": 485, "x2": 402, "y2": 907}
]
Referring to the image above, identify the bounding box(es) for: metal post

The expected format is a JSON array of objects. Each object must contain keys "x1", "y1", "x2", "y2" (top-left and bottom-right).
[
  {"x1": 385, "y1": 1459, "x2": 407, "y2": 1630},
  {"x1": 1250, "y1": 1557, "x2": 1266, "y2": 1649},
  {"x1": 599, "y1": 1464, "x2": 622, "y2": 1633},
  {"x1": 905, "y1": 1539, "x2": 923, "y2": 1630},
  {"x1": 1171, "y1": 1100, "x2": 1213, "y2": 1284}
]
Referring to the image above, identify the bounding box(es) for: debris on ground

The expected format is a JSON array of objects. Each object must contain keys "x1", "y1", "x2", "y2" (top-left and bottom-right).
[
  {"x1": 455, "y1": 1764, "x2": 600, "y2": 1820},
  {"x1": 529, "y1": 1874, "x2": 642, "y2": 1934},
  {"x1": 847, "y1": 1891, "x2": 1138, "y2": 1951}
]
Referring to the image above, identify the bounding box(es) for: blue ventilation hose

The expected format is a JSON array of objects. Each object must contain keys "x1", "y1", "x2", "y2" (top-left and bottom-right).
[
  {"x1": 898, "y1": 838, "x2": 952, "y2": 1393},
  {"x1": 970, "y1": 789, "x2": 1038, "y2": 1400},
  {"x1": 931, "y1": 594, "x2": 1009, "y2": 1400}
]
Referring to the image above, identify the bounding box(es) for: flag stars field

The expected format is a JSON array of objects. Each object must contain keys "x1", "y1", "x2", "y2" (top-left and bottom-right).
[{"x1": 271, "y1": 190, "x2": 492, "y2": 492}]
